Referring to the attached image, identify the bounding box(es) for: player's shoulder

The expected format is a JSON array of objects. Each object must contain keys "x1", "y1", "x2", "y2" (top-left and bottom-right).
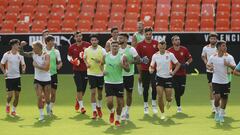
[
  {"x1": 204, "y1": 44, "x2": 211, "y2": 48},
  {"x1": 180, "y1": 46, "x2": 188, "y2": 50},
  {"x1": 83, "y1": 41, "x2": 91, "y2": 46},
  {"x1": 167, "y1": 47, "x2": 174, "y2": 51},
  {"x1": 4, "y1": 51, "x2": 11, "y2": 55},
  {"x1": 224, "y1": 53, "x2": 233, "y2": 58}
]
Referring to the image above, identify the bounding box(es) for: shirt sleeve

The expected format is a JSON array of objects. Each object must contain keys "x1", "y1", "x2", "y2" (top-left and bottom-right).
[
  {"x1": 207, "y1": 55, "x2": 213, "y2": 65},
  {"x1": 20, "y1": 55, "x2": 25, "y2": 65},
  {"x1": 185, "y1": 47, "x2": 192, "y2": 59},
  {"x1": 150, "y1": 54, "x2": 156, "y2": 67},
  {"x1": 102, "y1": 48, "x2": 107, "y2": 56},
  {"x1": 83, "y1": 48, "x2": 87, "y2": 59},
  {"x1": 135, "y1": 44, "x2": 142, "y2": 57},
  {"x1": 201, "y1": 46, "x2": 206, "y2": 56},
  {"x1": 130, "y1": 47, "x2": 139, "y2": 57},
  {"x1": 170, "y1": 53, "x2": 178, "y2": 64},
  {"x1": 55, "y1": 49, "x2": 62, "y2": 62},
  {"x1": 68, "y1": 46, "x2": 73, "y2": 56},
  {"x1": 0, "y1": 53, "x2": 8, "y2": 64},
  {"x1": 228, "y1": 55, "x2": 236, "y2": 67}
]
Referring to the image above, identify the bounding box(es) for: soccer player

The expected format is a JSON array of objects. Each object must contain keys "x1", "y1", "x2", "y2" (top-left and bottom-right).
[
  {"x1": 207, "y1": 40, "x2": 236, "y2": 123},
  {"x1": 20, "y1": 41, "x2": 51, "y2": 121},
  {"x1": 68, "y1": 32, "x2": 91, "y2": 113},
  {"x1": 105, "y1": 27, "x2": 119, "y2": 52},
  {"x1": 0, "y1": 39, "x2": 26, "y2": 116},
  {"x1": 118, "y1": 33, "x2": 142, "y2": 120},
  {"x1": 168, "y1": 35, "x2": 193, "y2": 113},
  {"x1": 41, "y1": 29, "x2": 50, "y2": 47},
  {"x1": 103, "y1": 41, "x2": 129, "y2": 126},
  {"x1": 136, "y1": 27, "x2": 159, "y2": 114},
  {"x1": 132, "y1": 21, "x2": 145, "y2": 47},
  {"x1": 84, "y1": 34, "x2": 106, "y2": 119},
  {"x1": 201, "y1": 32, "x2": 218, "y2": 113},
  {"x1": 44, "y1": 35, "x2": 63, "y2": 114},
  {"x1": 233, "y1": 61, "x2": 240, "y2": 75},
  {"x1": 149, "y1": 40, "x2": 180, "y2": 119}
]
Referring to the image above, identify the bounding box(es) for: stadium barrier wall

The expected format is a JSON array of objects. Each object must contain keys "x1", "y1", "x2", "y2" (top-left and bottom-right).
[{"x1": 0, "y1": 32, "x2": 240, "y2": 74}]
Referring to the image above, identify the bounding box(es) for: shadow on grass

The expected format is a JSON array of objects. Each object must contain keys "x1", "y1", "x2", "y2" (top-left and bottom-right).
[
  {"x1": 103, "y1": 120, "x2": 142, "y2": 135},
  {"x1": 158, "y1": 118, "x2": 182, "y2": 127},
  {"x1": 138, "y1": 114, "x2": 159, "y2": 124},
  {"x1": 86, "y1": 118, "x2": 108, "y2": 127},
  {"x1": 171, "y1": 112, "x2": 195, "y2": 119},
  {"x1": 211, "y1": 116, "x2": 240, "y2": 131},
  {"x1": 19, "y1": 114, "x2": 62, "y2": 128},
  {"x1": 1, "y1": 114, "x2": 24, "y2": 122},
  {"x1": 69, "y1": 113, "x2": 90, "y2": 121}
]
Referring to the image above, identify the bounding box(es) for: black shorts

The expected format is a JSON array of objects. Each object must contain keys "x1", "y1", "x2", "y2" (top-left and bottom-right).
[
  {"x1": 207, "y1": 72, "x2": 213, "y2": 83},
  {"x1": 172, "y1": 75, "x2": 186, "y2": 89},
  {"x1": 51, "y1": 74, "x2": 58, "y2": 89},
  {"x1": 88, "y1": 75, "x2": 104, "y2": 89},
  {"x1": 123, "y1": 75, "x2": 134, "y2": 92},
  {"x1": 212, "y1": 83, "x2": 230, "y2": 98},
  {"x1": 105, "y1": 83, "x2": 124, "y2": 97},
  {"x1": 73, "y1": 71, "x2": 88, "y2": 92},
  {"x1": 34, "y1": 79, "x2": 51, "y2": 87},
  {"x1": 156, "y1": 76, "x2": 173, "y2": 88},
  {"x1": 6, "y1": 78, "x2": 21, "y2": 91}
]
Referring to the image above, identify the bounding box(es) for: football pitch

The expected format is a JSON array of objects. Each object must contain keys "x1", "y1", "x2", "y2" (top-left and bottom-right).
[{"x1": 0, "y1": 74, "x2": 240, "y2": 135}]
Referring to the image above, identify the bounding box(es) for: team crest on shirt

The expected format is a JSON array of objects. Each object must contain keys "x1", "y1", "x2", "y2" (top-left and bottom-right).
[{"x1": 180, "y1": 52, "x2": 184, "y2": 56}]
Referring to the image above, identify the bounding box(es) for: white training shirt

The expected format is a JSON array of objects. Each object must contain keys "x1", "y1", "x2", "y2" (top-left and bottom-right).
[
  {"x1": 150, "y1": 51, "x2": 178, "y2": 78},
  {"x1": 207, "y1": 53, "x2": 236, "y2": 84},
  {"x1": 119, "y1": 45, "x2": 138, "y2": 58},
  {"x1": 32, "y1": 53, "x2": 51, "y2": 82},
  {"x1": 1, "y1": 51, "x2": 25, "y2": 79},
  {"x1": 201, "y1": 44, "x2": 217, "y2": 73}
]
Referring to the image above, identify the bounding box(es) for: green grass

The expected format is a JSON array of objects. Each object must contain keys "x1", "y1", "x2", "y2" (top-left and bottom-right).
[{"x1": 0, "y1": 74, "x2": 240, "y2": 135}]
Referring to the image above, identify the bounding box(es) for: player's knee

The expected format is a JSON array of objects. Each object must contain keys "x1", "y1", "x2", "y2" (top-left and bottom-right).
[{"x1": 221, "y1": 94, "x2": 228, "y2": 100}]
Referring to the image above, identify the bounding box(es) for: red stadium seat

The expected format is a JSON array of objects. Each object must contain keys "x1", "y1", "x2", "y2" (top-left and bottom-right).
[
  {"x1": 38, "y1": 0, "x2": 52, "y2": 6},
  {"x1": 125, "y1": 12, "x2": 139, "y2": 20},
  {"x1": 218, "y1": 0, "x2": 231, "y2": 4},
  {"x1": 231, "y1": 12, "x2": 240, "y2": 20},
  {"x1": 217, "y1": 4, "x2": 230, "y2": 12},
  {"x1": 36, "y1": 5, "x2": 50, "y2": 14},
  {"x1": 81, "y1": 5, "x2": 95, "y2": 14},
  {"x1": 111, "y1": 4, "x2": 126, "y2": 13},
  {"x1": 185, "y1": 19, "x2": 199, "y2": 31},
  {"x1": 141, "y1": 12, "x2": 154, "y2": 22},
  {"x1": 154, "y1": 19, "x2": 169, "y2": 32},
  {"x1": 19, "y1": 14, "x2": 33, "y2": 23},
  {"x1": 171, "y1": 4, "x2": 186, "y2": 12},
  {"x1": 0, "y1": 21, "x2": 15, "y2": 33},
  {"x1": 51, "y1": 5, "x2": 65, "y2": 14},
  {"x1": 188, "y1": 0, "x2": 201, "y2": 4},
  {"x1": 96, "y1": 4, "x2": 110, "y2": 13},
  {"x1": 16, "y1": 22, "x2": 30, "y2": 33},
  {"x1": 201, "y1": 4, "x2": 215, "y2": 16},
  {"x1": 0, "y1": 0, "x2": 9, "y2": 7},
  {"x1": 156, "y1": 4, "x2": 171, "y2": 15},
  {"x1": 0, "y1": 6, "x2": 6, "y2": 15},
  {"x1": 79, "y1": 12, "x2": 94, "y2": 22},
  {"x1": 216, "y1": 12, "x2": 230, "y2": 20},
  {"x1": 64, "y1": 12, "x2": 79, "y2": 21},
  {"x1": 9, "y1": 0, "x2": 23, "y2": 6},
  {"x1": 21, "y1": 5, "x2": 35, "y2": 15},
  {"x1": 231, "y1": 19, "x2": 240, "y2": 31},
  {"x1": 170, "y1": 19, "x2": 184, "y2": 31},
  {"x1": 216, "y1": 19, "x2": 230, "y2": 31},
  {"x1": 68, "y1": 0, "x2": 81, "y2": 5},
  {"x1": 110, "y1": 12, "x2": 124, "y2": 21},
  {"x1": 142, "y1": 0, "x2": 156, "y2": 5},
  {"x1": 232, "y1": 0, "x2": 240, "y2": 5},
  {"x1": 142, "y1": 20, "x2": 154, "y2": 27},
  {"x1": 202, "y1": 0, "x2": 216, "y2": 4},
  {"x1": 155, "y1": 12, "x2": 169, "y2": 20},
  {"x1": 126, "y1": 4, "x2": 140, "y2": 13},
  {"x1": 171, "y1": 12, "x2": 185, "y2": 21},
  {"x1": 77, "y1": 20, "x2": 92, "y2": 32},
  {"x1": 66, "y1": 5, "x2": 80, "y2": 14},
  {"x1": 4, "y1": 13, "x2": 18, "y2": 23},
  {"x1": 108, "y1": 20, "x2": 123, "y2": 31},
  {"x1": 23, "y1": 0, "x2": 37, "y2": 6},
  {"x1": 34, "y1": 13, "x2": 49, "y2": 22},
  {"x1": 141, "y1": 4, "x2": 156, "y2": 14},
  {"x1": 127, "y1": 0, "x2": 140, "y2": 5},
  {"x1": 47, "y1": 20, "x2": 61, "y2": 32},
  {"x1": 31, "y1": 21, "x2": 46, "y2": 32},
  {"x1": 232, "y1": 4, "x2": 240, "y2": 12},
  {"x1": 94, "y1": 12, "x2": 109, "y2": 21},
  {"x1": 200, "y1": 19, "x2": 214, "y2": 31},
  {"x1": 112, "y1": 0, "x2": 126, "y2": 5},
  {"x1": 172, "y1": 0, "x2": 186, "y2": 5},
  {"x1": 92, "y1": 20, "x2": 107, "y2": 32},
  {"x1": 186, "y1": 12, "x2": 200, "y2": 20},
  {"x1": 187, "y1": 4, "x2": 201, "y2": 13},
  {"x1": 123, "y1": 20, "x2": 137, "y2": 32},
  {"x1": 98, "y1": 0, "x2": 111, "y2": 5},
  {"x1": 49, "y1": 13, "x2": 63, "y2": 22},
  {"x1": 157, "y1": 0, "x2": 171, "y2": 5},
  {"x1": 52, "y1": 0, "x2": 66, "y2": 6},
  {"x1": 62, "y1": 20, "x2": 77, "y2": 32},
  {"x1": 82, "y1": 0, "x2": 97, "y2": 5},
  {"x1": 6, "y1": 6, "x2": 21, "y2": 14}
]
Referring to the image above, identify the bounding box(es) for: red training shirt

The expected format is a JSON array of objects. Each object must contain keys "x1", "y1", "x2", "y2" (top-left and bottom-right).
[
  {"x1": 68, "y1": 41, "x2": 91, "y2": 71},
  {"x1": 168, "y1": 46, "x2": 192, "y2": 76},
  {"x1": 136, "y1": 40, "x2": 159, "y2": 71}
]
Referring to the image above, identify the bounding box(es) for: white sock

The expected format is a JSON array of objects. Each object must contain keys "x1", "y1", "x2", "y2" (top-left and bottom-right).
[
  {"x1": 152, "y1": 100, "x2": 156, "y2": 106},
  {"x1": 211, "y1": 100, "x2": 215, "y2": 107},
  {"x1": 144, "y1": 102, "x2": 148, "y2": 108},
  {"x1": 215, "y1": 106, "x2": 220, "y2": 113},
  {"x1": 92, "y1": 103, "x2": 97, "y2": 111},
  {"x1": 12, "y1": 106, "x2": 16, "y2": 112},
  {"x1": 50, "y1": 102, "x2": 54, "y2": 110},
  {"x1": 39, "y1": 109, "x2": 44, "y2": 116},
  {"x1": 110, "y1": 108, "x2": 115, "y2": 113},
  {"x1": 97, "y1": 100, "x2": 102, "y2": 108},
  {"x1": 116, "y1": 115, "x2": 120, "y2": 121},
  {"x1": 219, "y1": 108, "x2": 225, "y2": 117},
  {"x1": 125, "y1": 106, "x2": 130, "y2": 113},
  {"x1": 78, "y1": 100, "x2": 83, "y2": 108}
]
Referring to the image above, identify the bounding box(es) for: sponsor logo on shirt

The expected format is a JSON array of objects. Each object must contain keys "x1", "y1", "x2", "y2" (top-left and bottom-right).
[{"x1": 180, "y1": 52, "x2": 184, "y2": 56}]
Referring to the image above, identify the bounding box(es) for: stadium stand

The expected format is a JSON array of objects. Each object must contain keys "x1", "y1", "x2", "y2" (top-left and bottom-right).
[{"x1": 0, "y1": 0, "x2": 238, "y2": 33}]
